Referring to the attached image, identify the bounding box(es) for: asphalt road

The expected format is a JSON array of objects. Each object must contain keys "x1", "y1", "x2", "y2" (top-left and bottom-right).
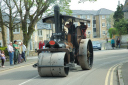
[{"x1": 0, "y1": 49, "x2": 128, "y2": 85}]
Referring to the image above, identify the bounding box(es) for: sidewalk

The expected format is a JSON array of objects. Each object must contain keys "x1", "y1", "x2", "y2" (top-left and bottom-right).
[
  {"x1": 118, "y1": 62, "x2": 128, "y2": 85},
  {"x1": 0, "y1": 56, "x2": 38, "y2": 72}
]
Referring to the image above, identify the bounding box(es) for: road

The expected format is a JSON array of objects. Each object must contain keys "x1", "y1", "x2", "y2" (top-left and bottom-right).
[{"x1": 0, "y1": 49, "x2": 128, "y2": 85}]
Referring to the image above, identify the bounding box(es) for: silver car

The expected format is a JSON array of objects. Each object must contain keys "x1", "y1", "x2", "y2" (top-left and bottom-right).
[{"x1": 92, "y1": 41, "x2": 101, "y2": 50}]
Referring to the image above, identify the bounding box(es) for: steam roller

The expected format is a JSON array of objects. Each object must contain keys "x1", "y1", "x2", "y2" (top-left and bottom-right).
[{"x1": 33, "y1": 5, "x2": 93, "y2": 77}]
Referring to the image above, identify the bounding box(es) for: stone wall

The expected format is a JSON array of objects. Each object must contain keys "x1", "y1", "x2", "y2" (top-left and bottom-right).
[{"x1": 121, "y1": 34, "x2": 128, "y2": 44}]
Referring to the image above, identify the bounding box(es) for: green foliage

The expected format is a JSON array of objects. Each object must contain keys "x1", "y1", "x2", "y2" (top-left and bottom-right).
[
  {"x1": 114, "y1": 19, "x2": 128, "y2": 35},
  {"x1": 0, "y1": 47, "x2": 9, "y2": 56},
  {"x1": 113, "y1": 4, "x2": 124, "y2": 26},
  {"x1": 108, "y1": 28, "x2": 117, "y2": 38}
]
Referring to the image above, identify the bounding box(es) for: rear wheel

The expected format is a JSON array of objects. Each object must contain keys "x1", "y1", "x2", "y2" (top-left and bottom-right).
[{"x1": 78, "y1": 39, "x2": 93, "y2": 70}]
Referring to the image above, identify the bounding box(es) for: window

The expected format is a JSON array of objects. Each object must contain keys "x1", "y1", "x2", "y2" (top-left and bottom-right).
[
  {"x1": 87, "y1": 15, "x2": 90, "y2": 19},
  {"x1": 102, "y1": 23, "x2": 105, "y2": 27},
  {"x1": 74, "y1": 22, "x2": 78, "y2": 27},
  {"x1": 103, "y1": 31, "x2": 106, "y2": 35},
  {"x1": 46, "y1": 34, "x2": 49, "y2": 38},
  {"x1": 38, "y1": 30, "x2": 42, "y2": 36},
  {"x1": 102, "y1": 15, "x2": 105, "y2": 19},
  {"x1": 93, "y1": 24, "x2": 96, "y2": 28},
  {"x1": 81, "y1": 15, "x2": 86, "y2": 19},
  {"x1": 13, "y1": 28, "x2": 20, "y2": 33},
  {"x1": 93, "y1": 16, "x2": 96, "y2": 20},
  {"x1": 93, "y1": 28, "x2": 96, "y2": 32},
  {"x1": 88, "y1": 32, "x2": 91, "y2": 34},
  {"x1": 0, "y1": 40, "x2": 2, "y2": 47},
  {"x1": 106, "y1": 15, "x2": 109, "y2": 18},
  {"x1": 0, "y1": 27, "x2": 1, "y2": 32},
  {"x1": 88, "y1": 23, "x2": 91, "y2": 27},
  {"x1": 73, "y1": 15, "x2": 77, "y2": 17}
]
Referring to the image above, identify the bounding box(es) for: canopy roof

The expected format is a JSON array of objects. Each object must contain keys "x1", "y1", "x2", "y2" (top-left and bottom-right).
[{"x1": 42, "y1": 15, "x2": 90, "y2": 24}]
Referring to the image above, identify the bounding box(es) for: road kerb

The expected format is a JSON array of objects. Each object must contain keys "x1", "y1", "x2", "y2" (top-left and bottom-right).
[
  {"x1": 117, "y1": 64, "x2": 124, "y2": 85},
  {"x1": 0, "y1": 61, "x2": 37, "y2": 73}
]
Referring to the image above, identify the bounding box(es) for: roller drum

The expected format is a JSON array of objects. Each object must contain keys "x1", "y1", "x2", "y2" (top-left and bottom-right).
[{"x1": 38, "y1": 52, "x2": 69, "y2": 77}]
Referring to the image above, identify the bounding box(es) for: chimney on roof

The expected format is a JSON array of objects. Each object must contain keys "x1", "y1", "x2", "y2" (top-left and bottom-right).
[{"x1": 118, "y1": 0, "x2": 120, "y2": 6}]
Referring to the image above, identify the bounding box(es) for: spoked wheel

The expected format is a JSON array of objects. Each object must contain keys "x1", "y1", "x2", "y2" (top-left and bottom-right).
[{"x1": 78, "y1": 39, "x2": 93, "y2": 70}]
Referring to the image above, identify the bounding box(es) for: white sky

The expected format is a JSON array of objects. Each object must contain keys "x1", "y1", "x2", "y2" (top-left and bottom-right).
[{"x1": 70, "y1": 0, "x2": 125, "y2": 11}]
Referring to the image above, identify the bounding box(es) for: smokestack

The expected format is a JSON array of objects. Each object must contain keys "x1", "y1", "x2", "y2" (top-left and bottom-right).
[
  {"x1": 54, "y1": 5, "x2": 60, "y2": 33},
  {"x1": 118, "y1": 0, "x2": 120, "y2": 6}
]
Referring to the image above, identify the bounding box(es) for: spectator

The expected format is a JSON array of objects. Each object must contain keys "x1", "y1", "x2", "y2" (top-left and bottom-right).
[
  {"x1": 116, "y1": 38, "x2": 120, "y2": 48},
  {"x1": 7, "y1": 42, "x2": 14, "y2": 66},
  {"x1": 39, "y1": 40, "x2": 45, "y2": 49},
  {"x1": 111, "y1": 38, "x2": 115, "y2": 49},
  {"x1": 13, "y1": 40, "x2": 19, "y2": 65},
  {"x1": 18, "y1": 42, "x2": 22, "y2": 63},
  {"x1": 1, "y1": 51, "x2": 6, "y2": 67},
  {"x1": 19, "y1": 42, "x2": 26, "y2": 62}
]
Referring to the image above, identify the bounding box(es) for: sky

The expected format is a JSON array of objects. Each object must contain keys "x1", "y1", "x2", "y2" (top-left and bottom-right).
[{"x1": 69, "y1": 0, "x2": 125, "y2": 11}]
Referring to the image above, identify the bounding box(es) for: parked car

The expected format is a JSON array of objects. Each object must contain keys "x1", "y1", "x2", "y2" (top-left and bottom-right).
[{"x1": 92, "y1": 41, "x2": 101, "y2": 50}]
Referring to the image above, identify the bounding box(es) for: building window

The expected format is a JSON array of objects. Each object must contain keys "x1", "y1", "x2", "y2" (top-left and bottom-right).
[
  {"x1": 87, "y1": 15, "x2": 90, "y2": 19},
  {"x1": 0, "y1": 40, "x2": 2, "y2": 47},
  {"x1": 81, "y1": 15, "x2": 86, "y2": 19},
  {"x1": 13, "y1": 28, "x2": 20, "y2": 33},
  {"x1": 93, "y1": 28, "x2": 96, "y2": 32},
  {"x1": 38, "y1": 30, "x2": 42, "y2": 36},
  {"x1": 102, "y1": 23, "x2": 105, "y2": 27},
  {"x1": 103, "y1": 31, "x2": 106, "y2": 35},
  {"x1": 74, "y1": 22, "x2": 78, "y2": 27},
  {"x1": 88, "y1": 23, "x2": 91, "y2": 27},
  {"x1": 0, "y1": 27, "x2": 1, "y2": 32},
  {"x1": 93, "y1": 24, "x2": 96, "y2": 28},
  {"x1": 106, "y1": 15, "x2": 109, "y2": 18},
  {"x1": 93, "y1": 16, "x2": 96, "y2": 20},
  {"x1": 73, "y1": 15, "x2": 77, "y2": 17},
  {"x1": 102, "y1": 15, "x2": 105, "y2": 19},
  {"x1": 46, "y1": 34, "x2": 49, "y2": 38}
]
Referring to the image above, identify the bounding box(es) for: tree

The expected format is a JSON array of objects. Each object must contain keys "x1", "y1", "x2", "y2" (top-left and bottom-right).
[
  {"x1": 113, "y1": 4, "x2": 124, "y2": 26},
  {"x1": 114, "y1": 18, "x2": 128, "y2": 36},
  {"x1": 108, "y1": 28, "x2": 117, "y2": 38},
  {"x1": 0, "y1": 2, "x2": 6, "y2": 47},
  {"x1": 13, "y1": 0, "x2": 72, "y2": 47},
  {"x1": 3, "y1": 0, "x2": 20, "y2": 43}
]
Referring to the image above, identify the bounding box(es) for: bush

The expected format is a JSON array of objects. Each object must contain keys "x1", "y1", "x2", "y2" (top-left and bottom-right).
[{"x1": 0, "y1": 47, "x2": 9, "y2": 56}]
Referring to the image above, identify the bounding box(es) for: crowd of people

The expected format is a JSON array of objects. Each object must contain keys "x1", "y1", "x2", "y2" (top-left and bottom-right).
[{"x1": 0, "y1": 40, "x2": 26, "y2": 68}]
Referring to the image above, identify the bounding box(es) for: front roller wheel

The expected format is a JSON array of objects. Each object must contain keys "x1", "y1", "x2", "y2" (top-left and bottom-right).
[{"x1": 78, "y1": 39, "x2": 93, "y2": 70}]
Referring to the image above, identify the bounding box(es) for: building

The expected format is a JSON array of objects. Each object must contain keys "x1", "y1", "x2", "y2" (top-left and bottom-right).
[
  {"x1": 72, "y1": 8, "x2": 114, "y2": 39},
  {"x1": 123, "y1": 0, "x2": 128, "y2": 19}
]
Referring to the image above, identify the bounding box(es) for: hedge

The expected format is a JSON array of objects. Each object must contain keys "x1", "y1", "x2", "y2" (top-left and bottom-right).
[{"x1": 0, "y1": 47, "x2": 9, "y2": 57}]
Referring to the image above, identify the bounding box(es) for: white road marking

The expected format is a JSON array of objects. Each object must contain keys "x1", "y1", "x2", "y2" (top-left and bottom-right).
[{"x1": 18, "y1": 75, "x2": 39, "y2": 85}]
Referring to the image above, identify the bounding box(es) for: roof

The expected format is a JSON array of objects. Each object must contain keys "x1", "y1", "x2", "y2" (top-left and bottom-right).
[
  {"x1": 96, "y1": 8, "x2": 114, "y2": 15},
  {"x1": 72, "y1": 8, "x2": 114, "y2": 15},
  {"x1": 37, "y1": 19, "x2": 51, "y2": 30},
  {"x1": 123, "y1": 0, "x2": 128, "y2": 12},
  {"x1": 1, "y1": 12, "x2": 20, "y2": 23},
  {"x1": 42, "y1": 15, "x2": 90, "y2": 24},
  {"x1": 72, "y1": 10, "x2": 97, "y2": 15}
]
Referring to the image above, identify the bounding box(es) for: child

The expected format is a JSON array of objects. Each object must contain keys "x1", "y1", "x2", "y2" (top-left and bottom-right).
[{"x1": 1, "y1": 51, "x2": 6, "y2": 67}]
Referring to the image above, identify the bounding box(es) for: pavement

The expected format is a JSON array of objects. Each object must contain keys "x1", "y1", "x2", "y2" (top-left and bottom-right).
[
  {"x1": 118, "y1": 62, "x2": 128, "y2": 85},
  {"x1": 0, "y1": 56, "x2": 38, "y2": 72}
]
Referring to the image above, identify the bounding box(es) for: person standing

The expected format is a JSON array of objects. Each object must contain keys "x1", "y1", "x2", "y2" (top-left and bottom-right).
[
  {"x1": 20, "y1": 42, "x2": 26, "y2": 62},
  {"x1": 1, "y1": 51, "x2": 6, "y2": 67},
  {"x1": 111, "y1": 38, "x2": 115, "y2": 49},
  {"x1": 116, "y1": 38, "x2": 120, "y2": 48},
  {"x1": 39, "y1": 40, "x2": 45, "y2": 49},
  {"x1": 13, "y1": 40, "x2": 19, "y2": 65},
  {"x1": 7, "y1": 42, "x2": 14, "y2": 66}
]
